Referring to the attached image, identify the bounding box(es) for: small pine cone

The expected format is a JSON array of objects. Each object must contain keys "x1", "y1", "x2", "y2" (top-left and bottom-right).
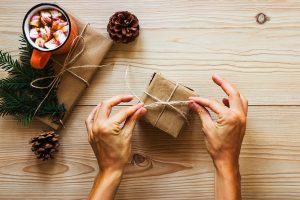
[
  {"x1": 29, "y1": 131, "x2": 59, "y2": 160},
  {"x1": 107, "y1": 11, "x2": 140, "y2": 43}
]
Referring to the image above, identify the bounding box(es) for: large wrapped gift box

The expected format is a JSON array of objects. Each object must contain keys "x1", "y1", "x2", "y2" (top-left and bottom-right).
[{"x1": 38, "y1": 15, "x2": 112, "y2": 129}]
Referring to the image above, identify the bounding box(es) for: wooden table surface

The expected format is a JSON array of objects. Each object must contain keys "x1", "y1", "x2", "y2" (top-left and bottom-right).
[{"x1": 1, "y1": 0, "x2": 300, "y2": 199}]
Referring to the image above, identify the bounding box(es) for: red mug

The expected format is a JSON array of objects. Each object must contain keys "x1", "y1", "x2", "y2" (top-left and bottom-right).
[{"x1": 23, "y1": 3, "x2": 78, "y2": 69}]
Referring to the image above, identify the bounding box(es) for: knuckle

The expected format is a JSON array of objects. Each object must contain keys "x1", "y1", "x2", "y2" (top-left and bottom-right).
[
  {"x1": 240, "y1": 116, "x2": 247, "y2": 125},
  {"x1": 229, "y1": 112, "x2": 240, "y2": 123},
  {"x1": 92, "y1": 125, "x2": 99, "y2": 134},
  {"x1": 92, "y1": 121, "x2": 107, "y2": 133},
  {"x1": 113, "y1": 95, "x2": 123, "y2": 102},
  {"x1": 232, "y1": 89, "x2": 240, "y2": 97},
  {"x1": 99, "y1": 123, "x2": 110, "y2": 134},
  {"x1": 116, "y1": 94, "x2": 123, "y2": 99},
  {"x1": 229, "y1": 112, "x2": 246, "y2": 125},
  {"x1": 123, "y1": 109, "x2": 131, "y2": 118}
]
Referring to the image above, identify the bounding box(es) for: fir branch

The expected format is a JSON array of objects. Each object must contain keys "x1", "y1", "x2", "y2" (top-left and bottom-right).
[
  {"x1": 0, "y1": 35, "x2": 66, "y2": 125},
  {"x1": 0, "y1": 51, "x2": 20, "y2": 72},
  {"x1": 0, "y1": 77, "x2": 29, "y2": 90}
]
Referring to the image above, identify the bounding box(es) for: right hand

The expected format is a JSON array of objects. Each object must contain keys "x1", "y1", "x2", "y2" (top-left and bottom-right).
[
  {"x1": 85, "y1": 95, "x2": 146, "y2": 173},
  {"x1": 85, "y1": 95, "x2": 146, "y2": 200},
  {"x1": 189, "y1": 74, "x2": 248, "y2": 169}
]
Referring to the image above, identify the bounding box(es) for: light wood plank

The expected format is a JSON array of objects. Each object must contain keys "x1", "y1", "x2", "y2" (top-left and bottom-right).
[
  {"x1": 1, "y1": 0, "x2": 300, "y2": 29},
  {"x1": 0, "y1": 106, "x2": 299, "y2": 199},
  {"x1": 2, "y1": 29, "x2": 300, "y2": 105}
]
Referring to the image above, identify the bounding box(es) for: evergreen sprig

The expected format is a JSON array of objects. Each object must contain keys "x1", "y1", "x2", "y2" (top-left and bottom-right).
[{"x1": 0, "y1": 35, "x2": 65, "y2": 125}]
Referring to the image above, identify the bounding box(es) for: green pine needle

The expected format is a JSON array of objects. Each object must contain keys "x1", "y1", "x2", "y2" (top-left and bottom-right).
[{"x1": 0, "y1": 35, "x2": 65, "y2": 125}]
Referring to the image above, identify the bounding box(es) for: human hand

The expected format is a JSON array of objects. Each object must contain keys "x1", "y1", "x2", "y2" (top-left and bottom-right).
[
  {"x1": 189, "y1": 75, "x2": 247, "y2": 200},
  {"x1": 85, "y1": 95, "x2": 146, "y2": 200},
  {"x1": 85, "y1": 95, "x2": 147, "y2": 173},
  {"x1": 189, "y1": 75, "x2": 248, "y2": 169}
]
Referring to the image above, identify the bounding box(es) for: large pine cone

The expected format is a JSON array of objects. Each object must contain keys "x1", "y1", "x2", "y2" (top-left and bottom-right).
[
  {"x1": 107, "y1": 11, "x2": 140, "y2": 43},
  {"x1": 30, "y1": 131, "x2": 59, "y2": 160}
]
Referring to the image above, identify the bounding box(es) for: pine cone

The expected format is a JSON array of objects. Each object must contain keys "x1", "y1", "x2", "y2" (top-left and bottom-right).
[
  {"x1": 29, "y1": 131, "x2": 59, "y2": 160},
  {"x1": 107, "y1": 11, "x2": 140, "y2": 43}
]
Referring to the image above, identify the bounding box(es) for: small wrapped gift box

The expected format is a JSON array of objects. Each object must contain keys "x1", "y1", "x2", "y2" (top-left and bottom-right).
[
  {"x1": 38, "y1": 14, "x2": 112, "y2": 129},
  {"x1": 140, "y1": 72, "x2": 198, "y2": 137}
]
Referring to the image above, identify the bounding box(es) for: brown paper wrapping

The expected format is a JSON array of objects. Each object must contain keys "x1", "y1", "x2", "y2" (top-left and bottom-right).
[
  {"x1": 38, "y1": 15, "x2": 113, "y2": 129},
  {"x1": 141, "y1": 72, "x2": 198, "y2": 137}
]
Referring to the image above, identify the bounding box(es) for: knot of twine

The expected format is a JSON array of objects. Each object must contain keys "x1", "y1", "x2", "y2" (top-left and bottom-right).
[
  {"x1": 30, "y1": 23, "x2": 111, "y2": 120},
  {"x1": 125, "y1": 66, "x2": 190, "y2": 124}
]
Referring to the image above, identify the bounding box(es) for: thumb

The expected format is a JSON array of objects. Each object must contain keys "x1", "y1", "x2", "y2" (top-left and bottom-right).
[
  {"x1": 123, "y1": 107, "x2": 147, "y2": 137},
  {"x1": 189, "y1": 101, "x2": 214, "y2": 127}
]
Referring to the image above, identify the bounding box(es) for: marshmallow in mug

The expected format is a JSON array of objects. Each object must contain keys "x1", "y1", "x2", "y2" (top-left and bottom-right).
[{"x1": 29, "y1": 9, "x2": 69, "y2": 50}]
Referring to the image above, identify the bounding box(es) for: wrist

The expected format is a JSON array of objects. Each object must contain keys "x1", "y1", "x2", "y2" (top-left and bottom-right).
[
  {"x1": 99, "y1": 168, "x2": 123, "y2": 182},
  {"x1": 214, "y1": 159, "x2": 240, "y2": 180},
  {"x1": 88, "y1": 169, "x2": 123, "y2": 200},
  {"x1": 214, "y1": 160, "x2": 242, "y2": 200}
]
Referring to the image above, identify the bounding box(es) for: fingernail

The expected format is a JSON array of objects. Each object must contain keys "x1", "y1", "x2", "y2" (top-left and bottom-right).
[
  {"x1": 213, "y1": 74, "x2": 221, "y2": 79},
  {"x1": 139, "y1": 107, "x2": 147, "y2": 115},
  {"x1": 137, "y1": 103, "x2": 144, "y2": 107},
  {"x1": 193, "y1": 102, "x2": 199, "y2": 108},
  {"x1": 188, "y1": 102, "x2": 196, "y2": 109}
]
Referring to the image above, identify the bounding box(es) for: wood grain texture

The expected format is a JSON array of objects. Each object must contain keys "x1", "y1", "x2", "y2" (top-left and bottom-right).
[
  {"x1": 0, "y1": 0, "x2": 300, "y2": 199},
  {"x1": 0, "y1": 106, "x2": 300, "y2": 199}
]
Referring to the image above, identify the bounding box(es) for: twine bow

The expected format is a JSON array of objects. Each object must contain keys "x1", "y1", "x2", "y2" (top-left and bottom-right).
[
  {"x1": 31, "y1": 23, "x2": 111, "y2": 119},
  {"x1": 124, "y1": 66, "x2": 190, "y2": 124}
]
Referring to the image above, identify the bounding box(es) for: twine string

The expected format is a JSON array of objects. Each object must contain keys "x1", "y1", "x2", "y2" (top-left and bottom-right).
[
  {"x1": 125, "y1": 66, "x2": 190, "y2": 124},
  {"x1": 153, "y1": 83, "x2": 179, "y2": 126},
  {"x1": 30, "y1": 23, "x2": 112, "y2": 119}
]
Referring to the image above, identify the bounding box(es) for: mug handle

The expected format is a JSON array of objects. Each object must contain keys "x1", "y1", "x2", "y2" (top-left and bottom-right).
[{"x1": 30, "y1": 49, "x2": 52, "y2": 69}]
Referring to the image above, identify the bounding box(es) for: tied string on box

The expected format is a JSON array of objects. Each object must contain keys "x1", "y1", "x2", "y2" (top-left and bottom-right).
[
  {"x1": 30, "y1": 23, "x2": 111, "y2": 125},
  {"x1": 124, "y1": 66, "x2": 191, "y2": 125},
  {"x1": 30, "y1": 22, "x2": 191, "y2": 126}
]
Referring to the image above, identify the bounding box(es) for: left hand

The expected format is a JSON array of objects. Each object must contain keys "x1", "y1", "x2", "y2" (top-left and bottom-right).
[
  {"x1": 189, "y1": 75, "x2": 248, "y2": 169},
  {"x1": 85, "y1": 95, "x2": 147, "y2": 173}
]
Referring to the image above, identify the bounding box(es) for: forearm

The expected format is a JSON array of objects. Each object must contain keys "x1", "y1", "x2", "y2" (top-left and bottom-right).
[
  {"x1": 87, "y1": 170, "x2": 123, "y2": 200},
  {"x1": 214, "y1": 161, "x2": 241, "y2": 200}
]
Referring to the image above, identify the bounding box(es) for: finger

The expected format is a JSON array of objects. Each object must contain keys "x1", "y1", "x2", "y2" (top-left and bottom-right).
[
  {"x1": 96, "y1": 95, "x2": 134, "y2": 120},
  {"x1": 189, "y1": 102, "x2": 213, "y2": 125},
  {"x1": 123, "y1": 107, "x2": 147, "y2": 137},
  {"x1": 222, "y1": 98, "x2": 230, "y2": 107},
  {"x1": 189, "y1": 96, "x2": 227, "y2": 114},
  {"x1": 240, "y1": 94, "x2": 248, "y2": 115},
  {"x1": 212, "y1": 74, "x2": 244, "y2": 113},
  {"x1": 111, "y1": 103, "x2": 144, "y2": 124},
  {"x1": 85, "y1": 105, "x2": 99, "y2": 132}
]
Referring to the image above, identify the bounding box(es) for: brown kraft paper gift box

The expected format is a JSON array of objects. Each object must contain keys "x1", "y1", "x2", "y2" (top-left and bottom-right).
[
  {"x1": 38, "y1": 15, "x2": 113, "y2": 129},
  {"x1": 140, "y1": 72, "x2": 198, "y2": 137}
]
